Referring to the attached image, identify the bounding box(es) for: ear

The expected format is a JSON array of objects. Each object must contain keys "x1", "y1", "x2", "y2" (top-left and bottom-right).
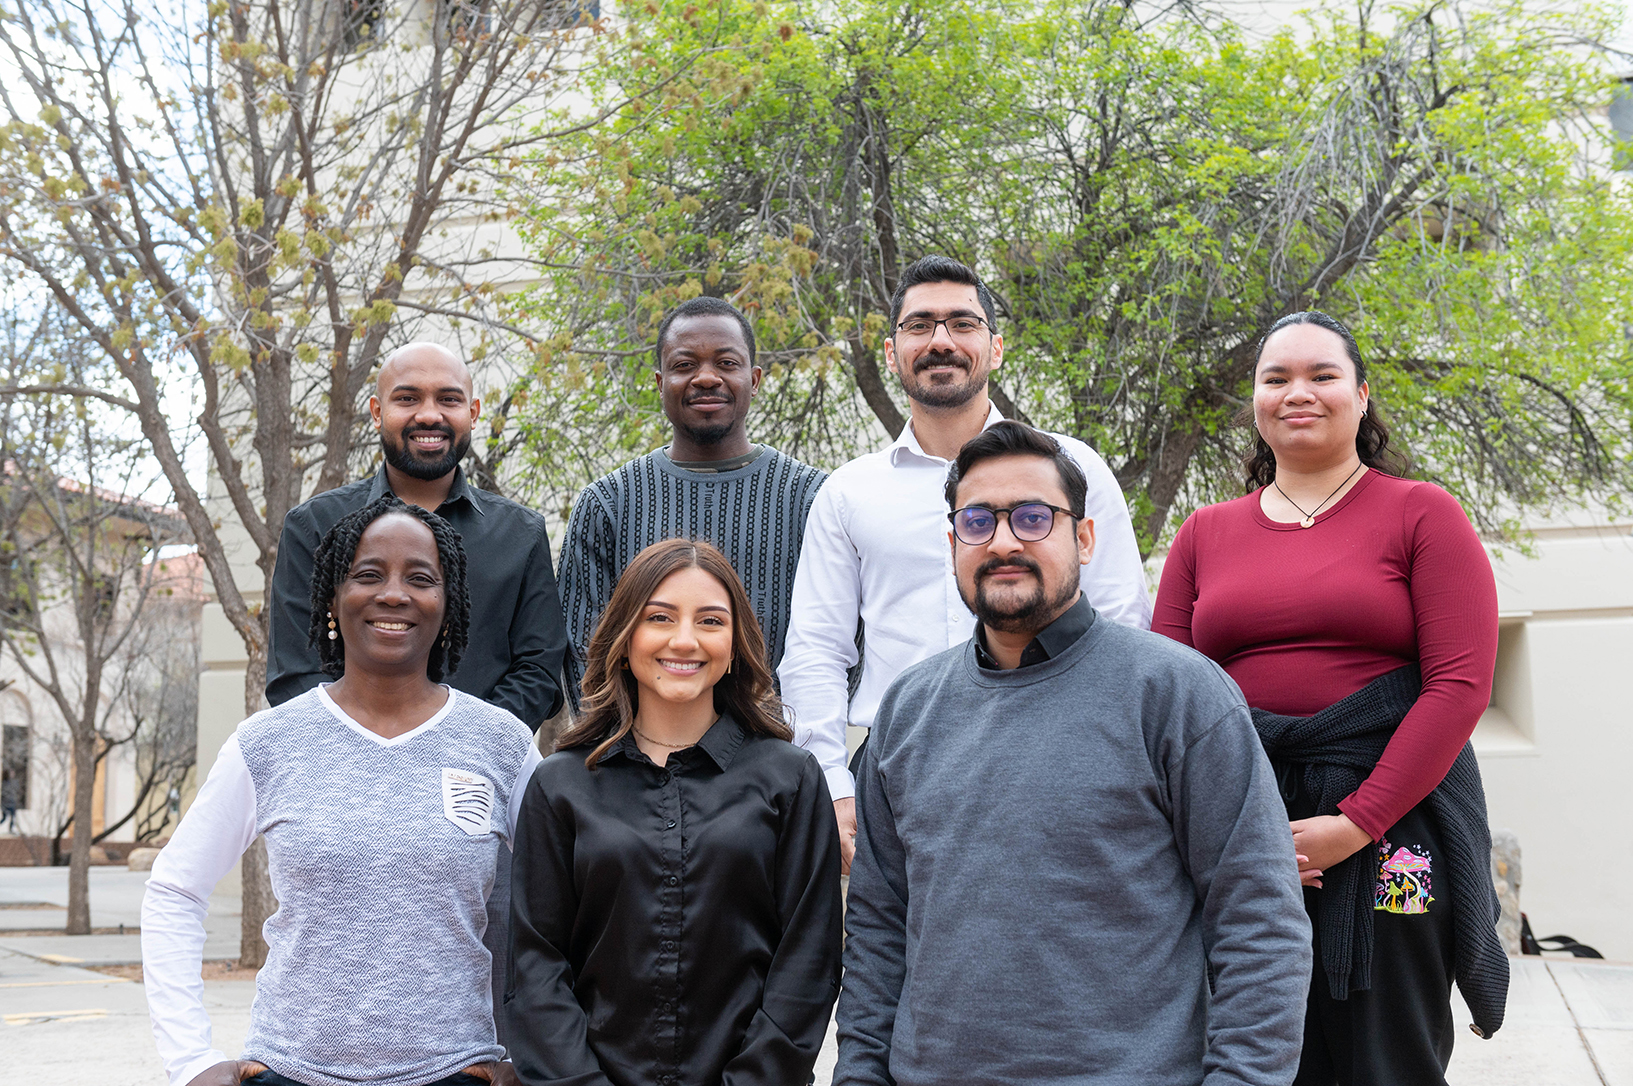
[
  {"x1": 988, "y1": 331, "x2": 1004, "y2": 375},
  {"x1": 1076, "y1": 516, "x2": 1096, "y2": 567},
  {"x1": 469, "y1": 394, "x2": 481, "y2": 422},
  {"x1": 749, "y1": 364, "x2": 763, "y2": 396},
  {"x1": 1357, "y1": 379, "x2": 1369, "y2": 416},
  {"x1": 884, "y1": 333, "x2": 899, "y2": 376},
  {"x1": 368, "y1": 395, "x2": 383, "y2": 430}
]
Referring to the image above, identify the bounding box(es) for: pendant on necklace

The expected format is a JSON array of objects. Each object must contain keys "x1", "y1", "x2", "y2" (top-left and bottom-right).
[{"x1": 1300, "y1": 516, "x2": 1315, "y2": 528}]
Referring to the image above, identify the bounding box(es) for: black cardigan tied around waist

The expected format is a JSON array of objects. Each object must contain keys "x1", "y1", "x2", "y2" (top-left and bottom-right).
[{"x1": 1251, "y1": 664, "x2": 1509, "y2": 1038}]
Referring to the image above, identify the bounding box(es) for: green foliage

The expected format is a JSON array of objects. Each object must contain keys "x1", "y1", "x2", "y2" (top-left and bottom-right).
[{"x1": 510, "y1": 0, "x2": 1633, "y2": 548}]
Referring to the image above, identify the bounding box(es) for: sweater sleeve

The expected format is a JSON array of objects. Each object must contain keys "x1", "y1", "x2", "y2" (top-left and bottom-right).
[
  {"x1": 1167, "y1": 704, "x2": 1312, "y2": 1086},
  {"x1": 1337, "y1": 484, "x2": 1498, "y2": 838},
  {"x1": 141, "y1": 732, "x2": 259, "y2": 1086},
  {"x1": 557, "y1": 489, "x2": 617, "y2": 712},
  {"x1": 832, "y1": 706, "x2": 909, "y2": 1086},
  {"x1": 1151, "y1": 513, "x2": 1201, "y2": 649}
]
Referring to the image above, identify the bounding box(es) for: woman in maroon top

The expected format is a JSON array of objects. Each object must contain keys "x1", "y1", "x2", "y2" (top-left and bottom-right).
[{"x1": 1153, "y1": 311, "x2": 1499, "y2": 1085}]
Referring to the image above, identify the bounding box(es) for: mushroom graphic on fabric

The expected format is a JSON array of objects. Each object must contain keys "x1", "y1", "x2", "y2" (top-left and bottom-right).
[{"x1": 1375, "y1": 842, "x2": 1435, "y2": 914}]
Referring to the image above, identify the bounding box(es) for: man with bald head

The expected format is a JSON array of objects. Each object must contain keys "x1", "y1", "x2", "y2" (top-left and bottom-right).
[{"x1": 267, "y1": 342, "x2": 568, "y2": 727}]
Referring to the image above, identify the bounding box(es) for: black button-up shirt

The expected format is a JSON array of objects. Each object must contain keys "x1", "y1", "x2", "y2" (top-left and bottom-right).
[
  {"x1": 266, "y1": 466, "x2": 568, "y2": 727},
  {"x1": 973, "y1": 592, "x2": 1097, "y2": 670},
  {"x1": 507, "y1": 714, "x2": 843, "y2": 1086}
]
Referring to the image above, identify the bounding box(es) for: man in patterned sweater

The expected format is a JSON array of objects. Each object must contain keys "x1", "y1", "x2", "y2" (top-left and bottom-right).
[{"x1": 558, "y1": 297, "x2": 827, "y2": 704}]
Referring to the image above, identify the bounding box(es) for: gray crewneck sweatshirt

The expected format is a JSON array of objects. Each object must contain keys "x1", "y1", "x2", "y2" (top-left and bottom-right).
[{"x1": 836, "y1": 611, "x2": 1312, "y2": 1086}]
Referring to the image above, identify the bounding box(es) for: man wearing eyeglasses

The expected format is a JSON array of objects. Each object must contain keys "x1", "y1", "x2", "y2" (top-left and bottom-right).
[
  {"x1": 835, "y1": 421, "x2": 1310, "y2": 1086},
  {"x1": 779, "y1": 254, "x2": 1152, "y2": 870}
]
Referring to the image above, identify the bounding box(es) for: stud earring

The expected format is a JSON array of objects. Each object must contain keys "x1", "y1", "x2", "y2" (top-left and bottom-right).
[{"x1": 327, "y1": 611, "x2": 338, "y2": 641}]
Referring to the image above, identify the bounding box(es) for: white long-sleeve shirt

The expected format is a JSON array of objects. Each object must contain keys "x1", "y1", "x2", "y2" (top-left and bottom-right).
[
  {"x1": 779, "y1": 405, "x2": 1152, "y2": 801},
  {"x1": 141, "y1": 686, "x2": 541, "y2": 1086}
]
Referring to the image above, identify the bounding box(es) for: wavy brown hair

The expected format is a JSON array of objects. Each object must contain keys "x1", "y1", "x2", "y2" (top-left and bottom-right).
[
  {"x1": 1241, "y1": 310, "x2": 1411, "y2": 491},
  {"x1": 556, "y1": 538, "x2": 791, "y2": 768}
]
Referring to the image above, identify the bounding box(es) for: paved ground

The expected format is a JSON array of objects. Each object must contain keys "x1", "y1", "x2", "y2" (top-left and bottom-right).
[{"x1": 2, "y1": 868, "x2": 1628, "y2": 1084}]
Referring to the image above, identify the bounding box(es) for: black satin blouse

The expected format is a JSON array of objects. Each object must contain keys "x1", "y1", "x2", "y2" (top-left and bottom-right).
[{"x1": 506, "y1": 714, "x2": 843, "y2": 1086}]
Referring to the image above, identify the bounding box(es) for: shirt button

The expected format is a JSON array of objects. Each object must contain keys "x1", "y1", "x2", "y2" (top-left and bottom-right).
[
  {"x1": 665, "y1": 820, "x2": 676, "y2": 829},
  {"x1": 667, "y1": 876, "x2": 678, "y2": 886},
  {"x1": 662, "y1": 940, "x2": 675, "y2": 951}
]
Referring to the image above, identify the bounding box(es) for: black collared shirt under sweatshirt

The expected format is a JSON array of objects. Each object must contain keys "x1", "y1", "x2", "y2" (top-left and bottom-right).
[
  {"x1": 506, "y1": 714, "x2": 843, "y2": 1086},
  {"x1": 266, "y1": 466, "x2": 568, "y2": 728}
]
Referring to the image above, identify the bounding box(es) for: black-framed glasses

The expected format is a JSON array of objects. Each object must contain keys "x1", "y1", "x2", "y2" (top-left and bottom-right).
[
  {"x1": 894, "y1": 315, "x2": 991, "y2": 340},
  {"x1": 948, "y1": 503, "x2": 1077, "y2": 546}
]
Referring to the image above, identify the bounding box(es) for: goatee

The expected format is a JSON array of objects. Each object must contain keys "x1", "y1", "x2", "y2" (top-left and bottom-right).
[{"x1": 962, "y1": 554, "x2": 1079, "y2": 634}]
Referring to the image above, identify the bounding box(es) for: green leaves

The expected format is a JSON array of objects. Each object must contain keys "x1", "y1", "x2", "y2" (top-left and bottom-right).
[{"x1": 509, "y1": 0, "x2": 1633, "y2": 546}]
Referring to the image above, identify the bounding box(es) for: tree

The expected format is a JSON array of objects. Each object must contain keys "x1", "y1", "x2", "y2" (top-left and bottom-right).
[
  {"x1": 510, "y1": 0, "x2": 1633, "y2": 545},
  {"x1": 0, "y1": 309, "x2": 192, "y2": 933},
  {"x1": 0, "y1": 0, "x2": 718, "y2": 962}
]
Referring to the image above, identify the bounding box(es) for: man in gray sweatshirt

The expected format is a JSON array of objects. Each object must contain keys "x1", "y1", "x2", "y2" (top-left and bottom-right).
[{"x1": 835, "y1": 421, "x2": 1312, "y2": 1086}]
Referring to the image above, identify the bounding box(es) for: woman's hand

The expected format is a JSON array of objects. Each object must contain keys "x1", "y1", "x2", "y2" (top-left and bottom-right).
[
  {"x1": 1291, "y1": 814, "x2": 1373, "y2": 890},
  {"x1": 184, "y1": 1060, "x2": 268, "y2": 1086},
  {"x1": 461, "y1": 1062, "x2": 519, "y2": 1086}
]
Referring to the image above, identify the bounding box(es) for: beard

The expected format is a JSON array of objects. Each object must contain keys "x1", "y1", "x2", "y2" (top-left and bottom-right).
[
  {"x1": 382, "y1": 424, "x2": 471, "y2": 481},
  {"x1": 960, "y1": 553, "x2": 1081, "y2": 634},
  {"x1": 896, "y1": 346, "x2": 989, "y2": 409}
]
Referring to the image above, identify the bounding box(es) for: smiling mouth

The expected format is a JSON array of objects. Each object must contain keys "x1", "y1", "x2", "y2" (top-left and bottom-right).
[
  {"x1": 369, "y1": 621, "x2": 412, "y2": 631},
  {"x1": 658, "y1": 659, "x2": 705, "y2": 673}
]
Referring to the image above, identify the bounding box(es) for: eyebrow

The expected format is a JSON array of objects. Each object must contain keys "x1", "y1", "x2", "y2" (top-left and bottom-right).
[
  {"x1": 644, "y1": 600, "x2": 731, "y2": 613},
  {"x1": 391, "y1": 384, "x2": 469, "y2": 395},
  {"x1": 904, "y1": 306, "x2": 981, "y2": 319},
  {"x1": 1256, "y1": 360, "x2": 1344, "y2": 374}
]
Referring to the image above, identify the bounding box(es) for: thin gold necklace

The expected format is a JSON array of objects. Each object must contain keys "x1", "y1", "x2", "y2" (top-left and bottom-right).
[
  {"x1": 633, "y1": 727, "x2": 696, "y2": 750},
  {"x1": 1274, "y1": 463, "x2": 1363, "y2": 528}
]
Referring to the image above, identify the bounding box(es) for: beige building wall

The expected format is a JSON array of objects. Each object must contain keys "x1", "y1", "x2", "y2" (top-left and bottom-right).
[{"x1": 1477, "y1": 514, "x2": 1633, "y2": 961}]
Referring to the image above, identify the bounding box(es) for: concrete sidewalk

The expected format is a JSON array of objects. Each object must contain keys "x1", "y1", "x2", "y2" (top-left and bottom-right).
[{"x1": 2, "y1": 868, "x2": 1627, "y2": 1084}]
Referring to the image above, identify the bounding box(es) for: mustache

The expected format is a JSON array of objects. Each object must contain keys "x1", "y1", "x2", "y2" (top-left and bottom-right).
[
  {"x1": 914, "y1": 350, "x2": 971, "y2": 374},
  {"x1": 684, "y1": 391, "x2": 733, "y2": 405},
  {"x1": 976, "y1": 554, "x2": 1042, "y2": 580}
]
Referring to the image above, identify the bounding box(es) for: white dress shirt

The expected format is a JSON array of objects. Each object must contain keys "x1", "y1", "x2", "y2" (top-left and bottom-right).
[{"x1": 779, "y1": 404, "x2": 1152, "y2": 800}]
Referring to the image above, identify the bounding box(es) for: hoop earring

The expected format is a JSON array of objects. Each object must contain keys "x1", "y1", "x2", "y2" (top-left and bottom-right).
[{"x1": 327, "y1": 611, "x2": 338, "y2": 641}]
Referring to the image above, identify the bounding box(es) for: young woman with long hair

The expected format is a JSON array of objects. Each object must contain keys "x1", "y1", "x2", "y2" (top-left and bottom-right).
[
  {"x1": 1153, "y1": 311, "x2": 1508, "y2": 1084},
  {"x1": 142, "y1": 494, "x2": 536, "y2": 1086},
  {"x1": 506, "y1": 538, "x2": 842, "y2": 1086}
]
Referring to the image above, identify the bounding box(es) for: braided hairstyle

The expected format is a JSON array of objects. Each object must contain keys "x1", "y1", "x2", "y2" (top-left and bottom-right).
[{"x1": 307, "y1": 493, "x2": 471, "y2": 682}]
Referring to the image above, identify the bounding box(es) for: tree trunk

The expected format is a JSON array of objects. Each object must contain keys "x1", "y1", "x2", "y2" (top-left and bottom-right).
[
  {"x1": 238, "y1": 633, "x2": 274, "y2": 968},
  {"x1": 849, "y1": 338, "x2": 904, "y2": 439},
  {"x1": 65, "y1": 729, "x2": 97, "y2": 935},
  {"x1": 1140, "y1": 424, "x2": 1205, "y2": 557},
  {"x1": 239, "y1": 836, "x2": 275, "y2": 969}
]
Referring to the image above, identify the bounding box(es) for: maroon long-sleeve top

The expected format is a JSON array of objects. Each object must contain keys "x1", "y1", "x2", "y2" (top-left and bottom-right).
[{"x1": 1151, "y1": 469, "x2": 1498, "y2": 839}]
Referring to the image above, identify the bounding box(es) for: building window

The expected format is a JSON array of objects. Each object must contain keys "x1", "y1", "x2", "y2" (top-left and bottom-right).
[
  {"x1": 343, "y1": 0, "x2": 386, "y2": 49},
  {"x1": 1611, "y1": 81, "x2": 1633, "y2": 172},
  {"x1": 2, "y1": 723, "x2": 28, "y2": 812}
]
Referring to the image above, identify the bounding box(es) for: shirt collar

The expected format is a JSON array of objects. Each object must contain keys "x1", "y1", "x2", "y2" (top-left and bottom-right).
[
  {"x1": 887, "y1": 401, "x2": 1005, "y2": 467},
  {"x1": 367, "y1": 464, "x2": 484, "y2": 515},
  {"x1": 974, "y1": 593, "x2": 1096, "y2": 670},
  {"x1": 602, "y1": 712, "x2": 748, "y2": 771}
]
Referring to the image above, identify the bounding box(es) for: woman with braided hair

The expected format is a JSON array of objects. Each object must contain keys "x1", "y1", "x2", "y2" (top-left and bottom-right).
[{"x1": 142, "y1": 494, "x2": 538, "y2": 1086}]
